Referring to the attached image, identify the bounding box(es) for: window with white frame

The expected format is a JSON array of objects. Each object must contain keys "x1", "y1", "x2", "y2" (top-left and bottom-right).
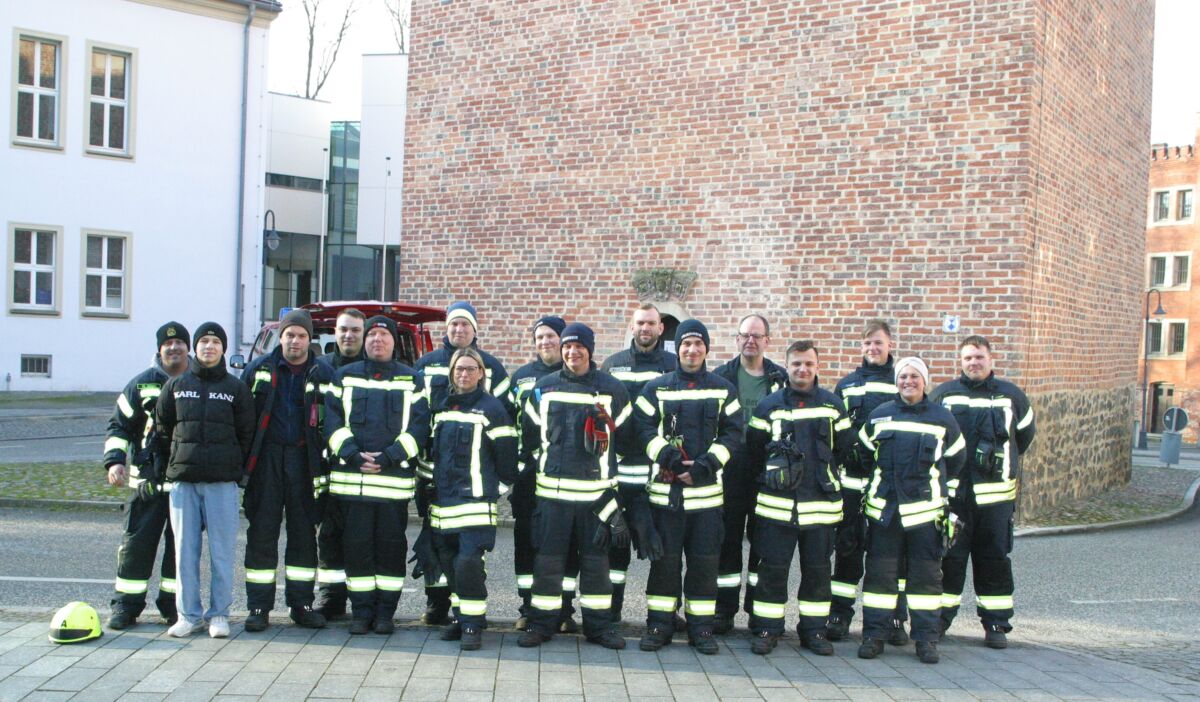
[
  {"x1": 1179, "y1": 190, "x2": 1194, "y2": 221},
  {"x1": 1148, "y1": 253, "x2": 1190, "y2": 290},
  {"x1": 20, "y1": 355, "x2": 51, "y2": 378},
  {"x1": 1147, "y1": 319, "x2": 1188, "y2": 358},
  {"x1": 10, "y1": 226, "x2": 58, "y2": 312},
  {"x1": 83, "y1": 232, "x2": 128, "y2": 315},
  {"x1": 88, "y1": 46, "x2": 131, "y2": 155},
  {"x1": 14, "y1": 33, "x2": 63, "y2": 147},
  {"x1": 1153, "y1": 191, "x2": 1171, "y2": 222}
]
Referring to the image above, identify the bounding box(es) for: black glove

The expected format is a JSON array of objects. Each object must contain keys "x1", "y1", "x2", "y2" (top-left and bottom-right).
[
  {"x1": 609, "y1": 510, "x2": 631, "y2": 549},
  {"x1": 376, "y1": 449, "x2": 397, "y2": 471},
  {"x1": 641, "y1": 528, "x2": 665, "y2": 561},
  {"x1": 655, "y1": 446, "x2": 684, "y2": 483},
  {"x1": 415, "y1": 479, "x2": 436, "y2": 519},
  {"x1": 344, "y1": 452, "x2": 365, "y2": 472},
  {"x1": 688, "y1": 453, "x2": 720, "y2": 482}
]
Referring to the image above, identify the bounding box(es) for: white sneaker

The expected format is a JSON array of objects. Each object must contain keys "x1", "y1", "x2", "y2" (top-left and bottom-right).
[
  {"x1": 209, "y1": 616, "x2": 230, "y2": 639},
  {"x1": 168, "y1": 617, "x2": 206, "y2": 638}
]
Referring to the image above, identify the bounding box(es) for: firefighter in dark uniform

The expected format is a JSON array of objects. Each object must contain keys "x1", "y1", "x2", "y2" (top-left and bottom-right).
[
  {"x1": 712, "y1": 314, "x2": 786, "y2": 632},
  {"x1": 517, "y1": 323, "x2": 631, "y2": 650},
  {"x1": 414, "y1": 301, "x2": 512, "y2": 625},
  {"x1": 857, "y1": 356, "x2": 965, "y2": 664},
  {"x1": 508, "y1": 315, "x2": 580, "y2": 631},
  {"x1": 241, "y1": 310, "x2": 332, "y2": 632},
  {"x1": 325, "y1": 316, "x2": 431, "y2": 634},
  {"x1": 314, "y1": 308, "x2": 366, "y2": 620},
  {"x1": 745, "y1": 340, "x2": 856, "y2": 655},
  {"x1": 600, "y1": 303, "x2": 677, "y2": 623},
  {"x1": 430, "y1": 347, "x2": 519, "y2": 650},
  {"x1": 103, "y1": 321, "x2": 190, "y2": 629},
  {"x1": 829, "y1": 319, "x2": 904, "y2": 643},
  {"x1": 636, "y1": 320, "x2": 743, "y2": 655},
  {"x1": 929, "y1": 335, "x2": 1035, "y2": 649}
]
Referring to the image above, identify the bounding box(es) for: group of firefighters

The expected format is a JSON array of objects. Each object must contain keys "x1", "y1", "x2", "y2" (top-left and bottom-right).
[{"x1": 102, "y1": 300, "x2": 1035, "y2": 664}]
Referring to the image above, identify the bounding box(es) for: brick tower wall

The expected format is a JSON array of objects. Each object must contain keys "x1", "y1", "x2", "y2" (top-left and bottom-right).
[{"x1": 400, "y1": 0, "x2": 1155, "y2": 512}]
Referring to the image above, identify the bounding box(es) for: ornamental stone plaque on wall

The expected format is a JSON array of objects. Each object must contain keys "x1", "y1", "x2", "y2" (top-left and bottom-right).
[{"x1": 633, "y1": 269, "x2": 697, "y2": 302}]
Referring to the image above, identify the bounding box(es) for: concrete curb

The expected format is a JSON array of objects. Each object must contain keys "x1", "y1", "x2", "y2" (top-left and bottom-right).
[
  {"x1": 0, "y1": 498, "x2": 122, "y2": 511},
  {"x1": 1015, "y1": 472, "x2": 1200, "y2": 538},
  {"x1": 5, "y1": 475, "x2": 1196, "y2": 536}
]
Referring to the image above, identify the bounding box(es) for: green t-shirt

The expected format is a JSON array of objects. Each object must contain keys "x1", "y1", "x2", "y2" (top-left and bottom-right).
[{"x1": 737, "y1": 365, "x2": 773, "y2": 426}]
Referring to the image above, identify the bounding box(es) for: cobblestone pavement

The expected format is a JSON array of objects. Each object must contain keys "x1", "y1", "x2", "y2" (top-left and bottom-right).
[{"x1": 3, "y1": 617, "x2": 1200, "y2": 702}]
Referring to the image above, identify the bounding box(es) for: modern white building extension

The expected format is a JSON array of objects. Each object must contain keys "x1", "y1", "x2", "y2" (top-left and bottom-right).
[{"x1": 1, "y1": 0, "x2": 281, "y2": 390}]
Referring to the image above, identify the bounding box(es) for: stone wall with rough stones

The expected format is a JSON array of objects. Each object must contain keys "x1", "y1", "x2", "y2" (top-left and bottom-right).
[
  {"x1": 399, "y1": 0, "x2": 1155, "y2": 509},
  {"x1": 1018, "y1": 387, "x2": 1135, "y2": 519}
]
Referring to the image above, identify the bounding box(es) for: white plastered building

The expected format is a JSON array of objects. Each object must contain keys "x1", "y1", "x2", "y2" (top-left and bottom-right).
[{"x1": 1, "y1": 0, "x2": 281, "y2": 390}]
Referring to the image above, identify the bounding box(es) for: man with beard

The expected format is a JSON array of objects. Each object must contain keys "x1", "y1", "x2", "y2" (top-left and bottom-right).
[{"x1": 103, "y1": 321, "x2": 191, "y2": 630}]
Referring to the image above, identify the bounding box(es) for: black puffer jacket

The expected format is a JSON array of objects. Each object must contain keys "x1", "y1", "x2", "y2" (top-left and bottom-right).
[{"x1": 154, "y1": 357, "x2": 255, "y2": 483}]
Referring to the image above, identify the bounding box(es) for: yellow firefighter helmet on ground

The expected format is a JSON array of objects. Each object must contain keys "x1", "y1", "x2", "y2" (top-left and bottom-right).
[{"x1": 48, "y1": 602, "x2": 102, "y2": 644}]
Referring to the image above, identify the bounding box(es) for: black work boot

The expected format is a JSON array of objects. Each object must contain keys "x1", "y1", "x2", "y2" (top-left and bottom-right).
[
  {"x1": 688, "y1": 629, "x2": 719, "y2": 655},
  {"x1": 315, "y1": 598, "x2": 346, "y2": 621},
  {"x1": 421, "y1": 602, "x2": 450, "y2": 626},
  {"x1": 440, "y1": 622, "x2": 463, "y2": 641},
  {"x1": 460, "y1": 625, "x2": 482, "y2": 651},
  {"x1": 750, "y1": 631, "x2": 778, "y2": 655},
  {"x1": 800, "y1": 630, "x2": 834, "y2": 656},
  {"x1": 825, "y1": 614, "x2": 850, "y2": 641},
  {"x1": 373, "y1": 617, "x2": 395, "y2": 635},
  {"x1": 887, "y1": 619, "x2": 910, "y2": 646},
  {"x1": 244, "y1": 609, "x2": 269, "y2": 632},
  {"x1": 518, "y1": 629, "x2": 552, "y2": 648},
  {"x1": 586, "y1": 630, "x2": 627, "y2": 650},
  {"x1": 984, "y1": 624, "x2": 1009, "y2": 649},
  {"x1": 558, "y1": 615, "x2": 579, "y2": 634},
  {"x1": 107, "y1": 609, "x2": 137, "y2": 630},
  {"x1": 290, "y1": 606, "x2": 327, "y2": 629},
  {"x1": 349, "y1": 617, "x2": 372, "y2": 635},
  {"x1": 858, "y1": 637, "x2": 884, "y2": 659},
  {"x1": 916, "y1": 640, "x2": 940, "y2": 664},
  {"x1": 639, "y1": 625, "x2": 674, "y2": 652}
]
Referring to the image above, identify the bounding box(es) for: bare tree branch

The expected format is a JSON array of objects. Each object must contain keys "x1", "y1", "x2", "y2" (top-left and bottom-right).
[
  {"x1": 383, "y1": 0, "x2": 410, "y2": 54},
  {"x1": 300, "y1": 0, "x2": 357, "y2": 100}
]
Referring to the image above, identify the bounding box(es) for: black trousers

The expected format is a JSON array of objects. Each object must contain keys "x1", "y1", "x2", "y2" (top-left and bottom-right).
[
  {"x1": 343, "y1": 498, "x2": 409, "y2": 622},
  {"x1": 646, "y1": 508, "x2": 722, "y2": 636},
  {"x1": 942, "y1": 499, "x2": 1015, "y2": 630},
  {"x1": 862, "y1": 516, "x2": 941, "y2": 642},
  {"x1": 244, "y1": 444, "x2": 317, "y2": 611},
  {"x1": 111, "y1": 489, "x2": 176, "y2": 617},
  {"x1": 832, "y1": 489, "x2": 906, "y2": 623},
  {"x1": 750, "y1": 520, "x2": 833, "y2": 636},
  {"x1": 315, "y1": 495, "x2": 346, "y2": 610},
  {"x1": 434, "y1": 527, "x2": 496, "y2": 628},
  {"x1": 716, "y1": 485, "x2": 758, "y2": 618},
  {"x1": 608, "y1": 540, "x2": 631, "y2": 622},
  {"x1": 528, "y1": 500, "x2": 613, "y2": 638},
  {"x1": 512, "y1": 476, "x2": 577, "y2": 619}
]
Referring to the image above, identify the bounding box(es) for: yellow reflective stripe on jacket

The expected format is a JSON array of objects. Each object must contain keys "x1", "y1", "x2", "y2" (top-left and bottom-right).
[
  {"x1": 329, "y1": 471, "x2": 416, "y2": 500},
  {"x1": 654, "y1": 388, "x2": 729, "y2": 402},
  {"x1": 635, "y1": 395, "x2": 656, "y2": 417},
  {"x1": 535, "y1": 474, "x2": 615, "y2": 502},
  {"x1": 724, "y1": 398, "x2": 741, "y2": 417},
  {"x1": 940, "y1": 395, "x2": 1012, "y2": 410},
  {"x1": 116, "y1": 393, "x2": 136, "y2": 419},
  {"x1": 841, "y1": 382, "x2": 897, "y2": 398},
  {"x1": 104, "y1": 437, "x2": 130, "y2": 454},
  {"x1": 328, "y1": 426, "x2": 354, "y2": 454},
  {"x1": 431, "y1": 502, "x2": 498, "y2": 529},
  {"x1": 648, "y1": 481, "x2": 723, "y2": 510},
  {"x1": 341, "y1": 376, "x2": 418, "y2": 392},
  {"x1": 708, "y1": 443, "x2": 731, "y2": 466},
  {"x1": 612, "y1": 370, "x2": 664, "y2": 383},
  {"x1": 872, "y1": 420, "x2": 946, "y2": 440},
  {"x1": 748, "y1": 416, "x2": 771, "y2": 432},
  {"x1": 1017, "y1": 407, "x2": 1034, "y2": 430},
  {"x1": 487, "y1": 425, "x2": 518, "y2": 440}
]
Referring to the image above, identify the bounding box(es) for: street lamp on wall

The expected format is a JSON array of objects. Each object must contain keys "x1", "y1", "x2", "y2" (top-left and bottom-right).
[
  {"x1": 1138, "y1": 288, "x2": 1167, "y2": 450},
  {"x1": 263, "y1": 209, "x2": 280, "y2": 254}
]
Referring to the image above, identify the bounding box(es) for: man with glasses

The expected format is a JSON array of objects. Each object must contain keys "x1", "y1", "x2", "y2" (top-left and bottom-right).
[{"x1": 712, "y1": 314, "x2": 787, "y2": 632}]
